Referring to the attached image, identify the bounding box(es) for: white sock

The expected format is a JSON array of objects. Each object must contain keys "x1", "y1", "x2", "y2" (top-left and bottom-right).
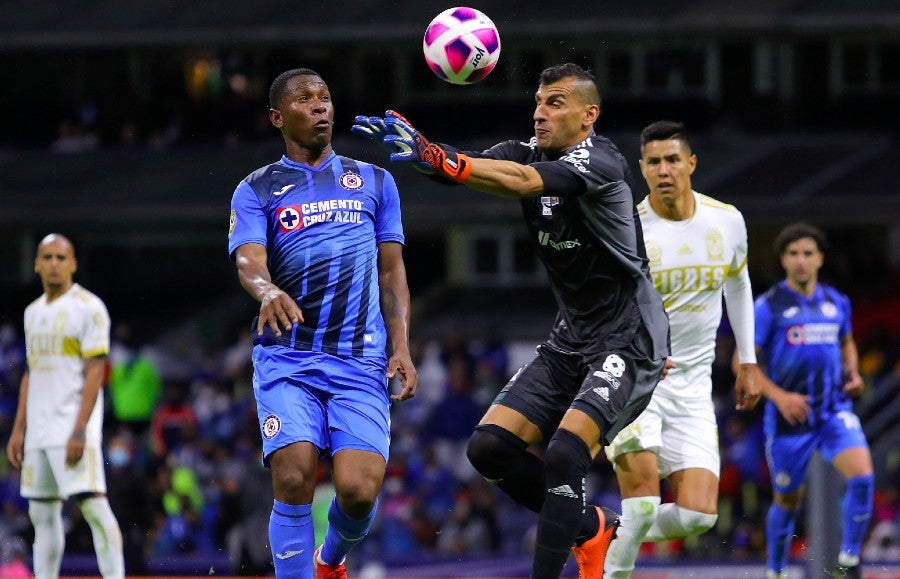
[
  {"x1": 643, "y1": 503, "x2": 718, "y2": 541},
  {"x1": 79, "y1": 497, "x2": 125, "y2": 579},
  {"x1": 29, "y1": 500, "x2": 65, "y2": 579},
  {"x1": 604, "y1": 496, "x2": 660, "y2": 578}
]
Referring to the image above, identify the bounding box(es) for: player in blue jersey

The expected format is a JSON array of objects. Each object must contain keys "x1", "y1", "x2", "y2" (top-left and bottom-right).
[
  {"x1": 754, "y1": 223, "x2": 873, "y2": 579},
  {"x1": 354, "y1": 63, "x2": 671, "y2": 579},
  {"x1": 228, "y1": 68, "x2": 418, "y2": 579}
]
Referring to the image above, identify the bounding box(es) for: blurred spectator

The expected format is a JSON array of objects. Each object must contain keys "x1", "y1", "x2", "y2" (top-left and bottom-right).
[
  {"x1": 108, "y1": 323, "x2": 162, "y2": 436},
  {"x1": 435, "y1": 480, "x2": 501, "y2": 555},
  {"x1": 105, "y1": 432, "x2": 153, "y2": 575},
  {"x1": 0, "y1": 536, "x2": 30, "y2": 578},
  {"x1": 226, "y1": 445, "x2": 274, "y2": 576},
  {"x1": 150, "y1": 381, "x2": 199, "y2": 457},
  {"x1": 49, "y1": 119, "x2": 98, "y2": 153}
]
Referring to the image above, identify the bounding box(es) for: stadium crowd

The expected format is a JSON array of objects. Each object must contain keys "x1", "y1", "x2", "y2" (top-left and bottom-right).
[{"x1": 0, "y1": 312, "x2": 897, "y2": 574}]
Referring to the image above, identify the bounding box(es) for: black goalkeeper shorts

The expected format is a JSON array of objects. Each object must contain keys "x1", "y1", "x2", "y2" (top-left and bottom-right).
[{"x1": 493, "y1": 339, "x2": 664, "y2": 446}]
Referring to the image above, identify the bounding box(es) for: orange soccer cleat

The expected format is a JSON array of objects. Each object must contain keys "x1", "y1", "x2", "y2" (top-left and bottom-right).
[{"x1": 572, "y1": 506, "x2": 621, "y2": 579}]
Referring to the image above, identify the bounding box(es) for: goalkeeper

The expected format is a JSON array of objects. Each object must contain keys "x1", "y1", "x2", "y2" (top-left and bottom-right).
[{"x1": 354, "y1": 62, "x2": 671, "y2": 579}]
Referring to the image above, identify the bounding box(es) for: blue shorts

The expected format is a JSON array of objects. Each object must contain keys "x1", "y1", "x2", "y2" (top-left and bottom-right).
[
  {"x1": 252, "y1": 345, "x2": 390, "y2": 464},
  {"x1": 765, "y1": 409, "x2": 869, "y2": 494}
]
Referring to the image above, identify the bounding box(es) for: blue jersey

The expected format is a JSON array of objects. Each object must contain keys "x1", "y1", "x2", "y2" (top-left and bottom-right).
[
  {"x1": 754, "y1": 281, "x2": 853, "y2": 435},
  {"x1": 228, "y1": 153, "x2": 405, "y2": 361}
]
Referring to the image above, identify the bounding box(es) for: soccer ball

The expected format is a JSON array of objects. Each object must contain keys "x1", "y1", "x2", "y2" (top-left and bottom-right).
[{"x1": 423, "y1": 7, "x2": 501, "y2": 85}]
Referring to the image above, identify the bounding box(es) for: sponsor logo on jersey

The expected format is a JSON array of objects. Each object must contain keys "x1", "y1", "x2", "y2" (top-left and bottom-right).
[
  {"x1": 651, "y1": 265, "x2": 727, "y2": 294},
  {"x1": 273, "y1": 184, "x2": 296, "y2": 196},
  {"x1": 560, "y1": 141, "x2": 591, "y2": 174},
  {"x1": 706, "y1": 228, "x2": 724, "y2": 260},
  {"x1": 278, "y1": 205, "x2": 303, "y2": 232},
  {"x1": 540, "y1": 196, "x2": 559, "y2": 216},
  {"x1": 229, "y1": 209, "x2": 236, "y2": 235},
  {"x1": 782, "y1": 306, "x2": 800, "y2": 319},
  {"x1": 537, "y1": 230, "x2": 581, "y2": 250},
  {"x1": 262, "y1": 414, "x2": 282, "y2": 439},
  {"x1": 785, "y1": 323, "x2": 840, "y2": 345},
  {"x1": 592, "y1": 370, "x2": 621, "y2": 390},
  {"x1": 338, "y1": 171, "x2": 365, "y2": 191}
]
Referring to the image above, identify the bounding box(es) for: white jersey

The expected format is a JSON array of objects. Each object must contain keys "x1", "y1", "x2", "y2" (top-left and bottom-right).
[
  {"x1": 23, "y1": 283, "x2": 110, "y2": 449},
  {"x1": 638, "y1": 191, "x2": 749, "y2": 398}
]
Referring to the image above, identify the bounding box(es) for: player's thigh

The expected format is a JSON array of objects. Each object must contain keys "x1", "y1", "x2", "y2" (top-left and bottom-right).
[
  {"x1": 656, "y1": 394, "x2": 720, "y2": 479},
  {"x1": 253, "y1": 346, "x2": 329, "y2": 463},
  {"x1": 668, "y1": 468, "x2": 719, "y2": 514},
  {"x1": 821, "y1": 410, "x2": 873, "y2": 478},
  {"x1": 765, "y1": 431, "x2": 817, "y2": 496},
  {"x1": 19, "y1": 448, "x2": 60, "y2": 499},
  {"x1": 491, "y1": 345, "x2": 583, "y2": 442},
  {"x1": 325, "y1": 355, "x2": 392, "y2": 463}
]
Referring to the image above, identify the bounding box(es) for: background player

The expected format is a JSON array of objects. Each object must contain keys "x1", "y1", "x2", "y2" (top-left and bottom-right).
[
  {"x1": 228, "y1": 68, "x2": 418, "y2": 579},
  {"x1": 5, "y1": 233, "x2": 124, "y2": 579},
  {"x1": 754, "y1": 223, "x2": 873, "y2": 579},
  {"x1": 354, "y1": 63, "x2": 671, "y2": 579},
  {"x1": 603, "y1": 121, "x2": 762, "y2": 577}
]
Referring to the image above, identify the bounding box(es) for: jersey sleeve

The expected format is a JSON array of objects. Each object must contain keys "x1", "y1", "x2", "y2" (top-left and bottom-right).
[
  {"x1": 839, "y1": 292, "x2": 853, "y2": 339},
  {"x1": 228, "y1": 180, "x2": 268, "y2": 256},
  {"x1": 754, "y1": 295, "x2": 773, "y2": 350},
  {"x1": 728, "y1": 211, "x2": 749, "y2": 275},
  {"x1": 81, "y1": 297, "x2": 111, "y2": 358},
  {"x1": 374, "y1": 169, "x2": 405, "y2": 245}
]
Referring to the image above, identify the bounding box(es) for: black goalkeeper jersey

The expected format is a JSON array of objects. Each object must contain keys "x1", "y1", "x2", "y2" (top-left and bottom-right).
[{"x1": 473, "y1": 133, "x2": 669, "y2": 359}]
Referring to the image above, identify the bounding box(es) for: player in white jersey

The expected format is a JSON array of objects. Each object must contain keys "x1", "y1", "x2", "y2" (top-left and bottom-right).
[
  {"x1": 6, "y1": 234, "x2": 124, "y2": 579},
  {"x1": 604, "y1": 121, "x2": 764, "y2": 577}
]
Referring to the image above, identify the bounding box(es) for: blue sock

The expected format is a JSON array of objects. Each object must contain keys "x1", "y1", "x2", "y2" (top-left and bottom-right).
[
  {"x1": 269, "y1": 500, "x2": 313, "y2": 579},
  {"x1": 766, "y1": 503, "x2": 796, "y2": 574},
  {"x1": 320, "y1": 496, "x2": 377, "y2": 565},
  {"x1": 841, "y1": 474, "x2": 874, "y2": 560}
]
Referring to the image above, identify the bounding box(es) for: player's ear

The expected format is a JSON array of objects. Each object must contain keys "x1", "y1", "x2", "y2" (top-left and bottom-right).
[{"x1": 269, "y1": 108, "x2": 283, "y2": 128}]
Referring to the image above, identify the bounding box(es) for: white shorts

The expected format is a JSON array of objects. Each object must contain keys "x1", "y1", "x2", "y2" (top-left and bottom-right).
[
  {"x1": 20, "y1": 446, "x2": 107, "y2": 499},
  {"x1": 605, "y1": 391, "x2": 720, "y2": 478}
]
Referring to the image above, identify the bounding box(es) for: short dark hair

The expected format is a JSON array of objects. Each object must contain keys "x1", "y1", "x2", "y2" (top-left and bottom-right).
[
  {"x1": 774, "y1": 222, "x2": 828, "y2": 255},
  {"x1": 269, "y1": 68, "x2": 322, "y2": 109},
  {"x1": 539, "y1": 63, "x2": 600, "y2": 106},
  {"x1": 640, "y1": 120, "x2": 691, "y2": 151}
]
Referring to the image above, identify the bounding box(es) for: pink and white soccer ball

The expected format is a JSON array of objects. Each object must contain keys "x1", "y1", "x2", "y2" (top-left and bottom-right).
[{"x1": 423, "y1": 7, "x2": 501, "y2": 85}]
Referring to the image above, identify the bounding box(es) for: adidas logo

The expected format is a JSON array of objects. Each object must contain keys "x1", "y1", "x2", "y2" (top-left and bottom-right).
[{"x1": 548, "y1": 484, "x2": 579, "y2": 499}]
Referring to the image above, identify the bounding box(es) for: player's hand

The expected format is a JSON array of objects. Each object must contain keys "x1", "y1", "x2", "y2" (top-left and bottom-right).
[
  {"x1": 351, "y1": 115, "x2": 390, "y2": 146},
  {"x1": 774, "y1": 391, "x2": 810, "y2": 425},
  {"x1": 843, "y1": 371, "x2": 865, "y2": 398},
  {"x1": 734, "y1": 363, "x2": 763, "y2": 411},
  {"x1": 6, "y1": 430, "x2": 24, "y2": 470},
  {"x1": 659, "y1": 357, "x2": 675, "y2": 380},
  {"x1": 387, "y1": 349, "x2": 419, "y2": 402},
  {"x1": 258, "y1": 287, "x2": 303, "y2": 338},
  {"x1": 66, "y1": 427, "x2": 86, "y2": 466},
  {"x1": 381, "y1": 110, "x2": 436, "y2": 172}
]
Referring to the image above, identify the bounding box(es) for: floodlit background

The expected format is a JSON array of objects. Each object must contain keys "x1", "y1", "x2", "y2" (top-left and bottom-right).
[{"x1": 0, "y1": 2, "x2": 898, "y2": 577}]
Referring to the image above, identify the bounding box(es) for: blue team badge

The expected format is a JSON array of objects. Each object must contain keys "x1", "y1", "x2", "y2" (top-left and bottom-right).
[
  {"x1": 339, "y1": 171, "x2": 364, "y2": 191},
  {"x1": 262, "y1": 414, "x2": 282, "y2": 439}
]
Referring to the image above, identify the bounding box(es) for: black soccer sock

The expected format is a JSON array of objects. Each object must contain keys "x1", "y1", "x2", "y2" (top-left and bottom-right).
[
  {"x1": 467, "y1": 424, "x2": 546, "y2": 513},
  {"x1": 532, "y1": 428, "x2": 592, "y2": 579}
]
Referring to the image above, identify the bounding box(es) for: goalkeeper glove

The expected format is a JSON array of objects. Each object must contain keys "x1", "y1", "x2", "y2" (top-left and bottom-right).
[
  {"x1": 383, "y1": 110, "x2": 472, "y2": 182},
  {"x1": 350, "y1": 115, "x2": 389, "y2": 145}
]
